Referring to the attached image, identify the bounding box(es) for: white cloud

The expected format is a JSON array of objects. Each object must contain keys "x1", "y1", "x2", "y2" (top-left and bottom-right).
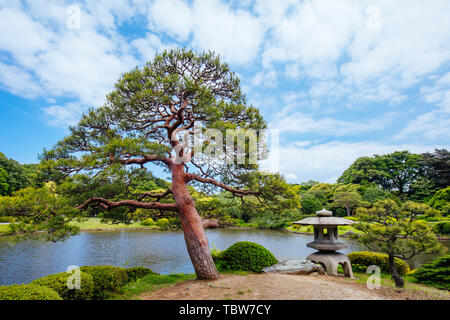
[
  {"x1": 0, "y1": 62, "x2": 42, "y2": 98},
  {"x1": 250, "y1": 69, "x2": 277, "y2": 88},
  {"x1": 272, "y1": 141, "x2": 449, "y2": 183},
  {"x1": 260, "y1": 0, "x2": 450, "y2": 107},
  {"x1": 131, "y1": 32, "x2": 176, "y2": 62},
  {"x1": 394, "y1": 110, "x2": 450, "y2": 141},
  {"x1": 192, "y1": 0, "x2": 265, "y2": 64},
  {"x1": 342, "y1": 1, "x2": 450, "y2": 85},
  {"x1": 395, "y1": 72, "x2": 450, "y2": 140},
  {"x1": 271, "y1": 111, "x2": 393, "y2": 136},
  {"x1": 262, "y1": 0, "x2": 361, "y2": 71},
  {"x1": 148, "y1": 0, "x2": 265, "y2": 64},
  {"x1": 0, "y1": 1, "x2": 140, "y2": 125},
  {"x1": 148, "y1": 0, "x2": 193, "y2": 41},
  {"x1": 43, "y1": 103, "x2": 86, "y2": 127}
]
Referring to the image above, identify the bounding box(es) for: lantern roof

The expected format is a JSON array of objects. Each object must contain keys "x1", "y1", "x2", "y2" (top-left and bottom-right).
[{"x1": 293, "y1": 208, "x2": 355, "y2": 226}]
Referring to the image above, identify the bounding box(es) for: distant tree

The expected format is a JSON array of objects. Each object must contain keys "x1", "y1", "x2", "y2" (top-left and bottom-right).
[
  {"x1": 361, "y1": 185, "x2": 392, "y2": 204},
  {"x1": 0, "y1": 167, "x2": 9, "y2": 196},
  {"x1": 300, "y1": 192, "x2": 323, "y2": 215},
  {"x1": 331, "y1": 184, "x2": 362, "y2": 216},
  {"x1": 339, "y1": 151, "x2": 424, "y2": 198},
  {"x1": 338, "y1": 156, "x2": 380, "y2": 185},
  {"x1": 428, "y1": 187, "x2": 450, "y2": 216},
  {"x1": 0, "y1": 152, "x2": 30, "y2": 194},
  {"x1": 355, "y1": 199, "x2": 442, "y2": 287},
  {"x1": 422, "y1": 149, "x2": 450, "y2": 188},
  {"x1": 307, "y1": 183, "x2": 335, "y2": 204}
]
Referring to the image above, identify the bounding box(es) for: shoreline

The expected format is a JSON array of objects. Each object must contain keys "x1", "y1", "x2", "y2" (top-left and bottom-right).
[{"x1": 1, "y1": 224, "x2": 449, "y2": 240}]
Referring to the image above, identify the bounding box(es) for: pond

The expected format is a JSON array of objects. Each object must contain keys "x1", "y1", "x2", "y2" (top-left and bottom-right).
[{"x1": 0, "y1": 228, "x2": 447, "y2": 286}]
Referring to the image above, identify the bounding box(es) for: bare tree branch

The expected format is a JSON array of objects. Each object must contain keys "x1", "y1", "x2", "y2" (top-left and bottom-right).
[{"x1": 184, "y1": 173, "x2": 259, "y2": 197}]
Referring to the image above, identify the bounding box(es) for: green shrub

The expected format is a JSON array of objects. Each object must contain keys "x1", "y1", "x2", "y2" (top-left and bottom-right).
[
  {"x1": 80, "y1": 266, "x2": 129, "y2": 299},
  {"x1": 0, "y1": 284, "x2": 62, "y2": 300},
  {"x1": 428, "y1": 187, "x2": 450, "y2": 212},
  {"x1": 140, "y1": 218, "x2": 155, "y2": 226},
  {"x1": 215, "y1": 241, "x2": 278, "y2": 273},
  {"x1": 31, "y1": 271, "x2": 94, "y2": 300},
  {"x1": 348, "y1": 251, "x2": 410, "y2": 275},
  {"x1": 432, "y1": 221, "x2": 450, "y2": 235},
  {"x1": 156, "y1": 218, "x2": 170, "y2": 230},
  {"x1": 412, "y1": 254, "x2": 450, "y2": 290},
  {"x1": 125, "y1": 267, "x2": 157, "y2": 281}
]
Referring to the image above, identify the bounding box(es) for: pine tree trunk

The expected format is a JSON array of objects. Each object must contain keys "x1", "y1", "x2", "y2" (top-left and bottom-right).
[
  {"x1": 388, "y1": 254, "x2": 404, "y2": 288},
  {"x1": 171, "y1": 164, "x2": 220, "y2": 280}
]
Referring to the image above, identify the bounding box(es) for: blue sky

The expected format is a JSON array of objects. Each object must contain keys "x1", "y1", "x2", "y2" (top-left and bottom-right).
[{"x1": 0, "y1": 0, "x2": 449, "y2": 183}]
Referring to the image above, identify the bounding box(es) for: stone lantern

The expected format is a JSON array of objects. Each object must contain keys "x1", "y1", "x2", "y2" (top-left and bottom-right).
[{"x1": 294, "y1": 208, "x2": 355, "y2": 277}]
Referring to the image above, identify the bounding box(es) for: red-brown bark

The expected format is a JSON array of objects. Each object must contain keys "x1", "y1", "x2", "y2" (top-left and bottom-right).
[{"x1": 171, "y1": 163, "x2": 220, "y2": 280}]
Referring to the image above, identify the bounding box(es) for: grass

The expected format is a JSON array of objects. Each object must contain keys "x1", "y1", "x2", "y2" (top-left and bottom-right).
[
  {"x1": 0, "y1": 224, "x2": 11, "y2": 235},
  {"x1": 109, "y1": 273, "x2": 196, "y2": 300},
  {"x1": 0, "y1": 217, "x2": 162, "y2": 236},
  {"x1": 69, "y1": 218, "x2": 153, "y2": 230}
]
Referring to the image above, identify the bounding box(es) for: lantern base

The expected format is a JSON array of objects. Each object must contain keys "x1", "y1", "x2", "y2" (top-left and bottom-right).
[{"x1": 306, "y1": 251, "x2": 353, "y2": 278}]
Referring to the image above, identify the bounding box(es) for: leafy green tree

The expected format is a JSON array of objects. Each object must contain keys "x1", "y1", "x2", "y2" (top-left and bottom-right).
[
  {"x1": 0, "y1": 183, "x2": 79, "y2": 241},
  {"x1": 361, "y1": 185, "x2": 392, "y2": 204},
  {"x1": 396, "y1": 149, "x2": 449, "y2": 201},
  {"x1": 428, "y1": 187, "x2": 450, "y2": 216},
  {"x1": 0, "y1": 167, "x2": 9, "y2": 196},
  {"x1": 339, "y1": 151, "x2": 424, "y2": 199},
  {"x1": 30, "y1": 49, "x2": 298, "y2": 280},
  {"x1": 300, "y1": 192, "x2": 323, "y2": 215},
  {"x1": 331, "y1": 185, "x2": 362, "y2": 216},
  {"x1": 0, "y1": 152, "x2": 30, "y2": 194},
  {"x1": 421, "y1": 149, "x2": 450, "y2": 191},
  {"x1": 307, "y1": 183, "x2": 335, "y2": 205},
  {"x1": 338, "y1": 156, "x2": 380, "y2": 186},
  {"x1": 354, "y1": 199, "x2": 442, "y2": 287},
  {"x1": 375, "y1": 151, "x2": 424, "y2": 198}
]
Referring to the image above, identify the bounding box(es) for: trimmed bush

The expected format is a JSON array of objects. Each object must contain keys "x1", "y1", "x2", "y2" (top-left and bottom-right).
[
  {"x1": 215, "y1": 241, "x2": 278, "y2": 273},
  {"x1": 412, "y1": 254, "x2": 450, "y2": 290},
  {"x1": 31, "y1": 271, "x2": 94, "y2": 300},
  {"x1": 0, "y1": 284, "x2": 62, "y2": 300},
  {"x1": 80, "y1": 266, "x2": 129, "y2": 298},
  {"x1": 125, "y1": 267, "x2": 157, "y2": 281},
  {"x1": 156, "y1": 218, "x2": 170, "y2": 230},
  {"x1": 348, "y1": 251, "x2": 410, "y2": 275},
  {"x1": 140, "y1": 218, "x2": 155, "y2": 226}
]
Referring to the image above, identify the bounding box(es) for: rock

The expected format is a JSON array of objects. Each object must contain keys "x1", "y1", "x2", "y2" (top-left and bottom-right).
[
  {"x1": 262, "y1": 260, "x2": 326, "y2": 275},
  {"x1": 343, "y1": 231, "x2": 356, "y2": 236}
]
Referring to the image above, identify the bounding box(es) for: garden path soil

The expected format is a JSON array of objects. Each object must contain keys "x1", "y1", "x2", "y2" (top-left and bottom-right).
[{"x1": 140, "y1": 273, "x2": 449, "y2": 300}]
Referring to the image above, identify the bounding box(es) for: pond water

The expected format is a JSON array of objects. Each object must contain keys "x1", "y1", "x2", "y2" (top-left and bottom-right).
[{"x1": 0, "y1": 228, "x2": 447, "y2": 286}]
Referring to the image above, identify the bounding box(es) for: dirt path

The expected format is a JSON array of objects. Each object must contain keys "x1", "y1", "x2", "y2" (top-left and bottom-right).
[{"x1": 140, "y1": 273, "x2": 448, "y2": 300}]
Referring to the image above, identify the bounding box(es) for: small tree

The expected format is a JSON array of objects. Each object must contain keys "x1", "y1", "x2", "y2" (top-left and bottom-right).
[
  {"x1": 331, "y1": 185, "x2": 362, "y2": 216},
  {"x1": 354, "y1": 199, "x2": 442, "y2": 287}
]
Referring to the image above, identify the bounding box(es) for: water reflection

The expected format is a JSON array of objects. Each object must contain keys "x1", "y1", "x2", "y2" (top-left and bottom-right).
[{"x1": 0, "y1": 228, "x2": 447, "y2": 286}]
